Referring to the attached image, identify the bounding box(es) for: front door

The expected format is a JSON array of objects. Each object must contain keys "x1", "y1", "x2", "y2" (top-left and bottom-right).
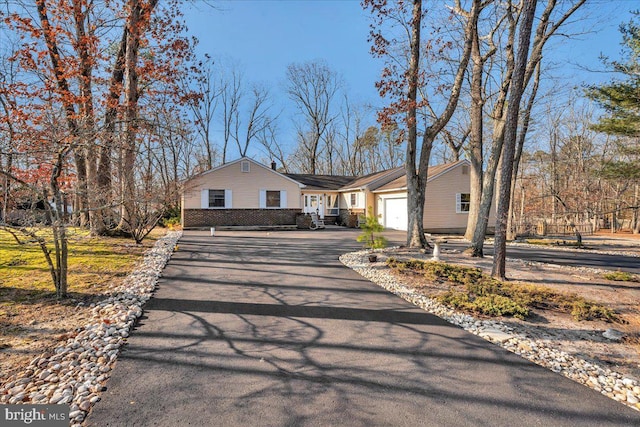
[{"x1": 303, "y1": 194, "x2": 325, "y2": 218}]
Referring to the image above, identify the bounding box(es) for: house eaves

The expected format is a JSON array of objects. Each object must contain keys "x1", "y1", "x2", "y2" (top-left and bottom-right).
[
  {"x1": 372, "y1": 160, "x2": 470, "y2": 193},
  {"x1": 338, "y1": 166, "x2": 405, "y2": 192}
]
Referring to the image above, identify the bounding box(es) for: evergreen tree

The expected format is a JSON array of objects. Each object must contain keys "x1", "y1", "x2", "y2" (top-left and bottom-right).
[{"x1": 588, "y1": 12, "x2": 640, "y2": 140}]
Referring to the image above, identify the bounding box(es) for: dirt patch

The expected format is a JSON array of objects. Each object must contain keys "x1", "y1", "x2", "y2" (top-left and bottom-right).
[
  {"x1": 383, "y1": 245, "x2": 640, "y2": 380},
  {"x1": 0, "y1": 231, "x2": 162, "y2": 386},
  {"x1": 0, "y1": 299, "x2": 95, "y2": 383}
]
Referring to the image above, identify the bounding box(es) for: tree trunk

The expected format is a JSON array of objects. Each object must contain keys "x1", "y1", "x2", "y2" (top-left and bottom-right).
[
  {"x1": 72, "y1": 0, "x2": 100, "y2": 234},
  {"x1": 74, "y1": 151, "x2": 89, "y2": 227},
  {"x1": 119, "y1": 0, "x2": 143, "y2": 231},
  {"x1": 467, "y1": 3, "x2": 516, "y2": 257},
  {"x1": 493, "y1": 0, "x2": 538, "y2": 279},
  {"x1": 98, "y1": 29, "x2": 128, "y2": 233},
  {"x1": 464, "y1": 22, "x2": 484, "y2": 242},
  {"x1": 507, "y1": 62, "x2": 540, "y2": 240},
  {"x1": 407, "y1": 0, "x2": 479, "y2": 248},
  {"x1": 633, "y1": 184, "x2": 639, "y2": 234},
  {"x1": 407, "y1": 169, "x2": 427, "y2": 247},
  {"x1": 2, "y1": 151, "x2": 11, "y2": 224},
  {"x1": 116, "y1": 0, "x2": 158, "y2": 234},
  {"x1": 405, "y1": 0, "x2": 424, "y2": 248},
  {"x1": 49, "y1": 146, "x2": 71, "y2": 298}
]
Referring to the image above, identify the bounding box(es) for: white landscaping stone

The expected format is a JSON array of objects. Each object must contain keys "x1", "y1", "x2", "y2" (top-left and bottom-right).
[
  {"x1": 603, "y1": 329, "x2": 625, "y2": 341},
  {"x1": 0, "y1": 231, "x2": 181, "y2": 420},
  {"x1": 479, "y1": 328, "x2": 514, "y2": 343},
  {"x1": 339, "y1": 249, "x2": 640, "y2": 412}
]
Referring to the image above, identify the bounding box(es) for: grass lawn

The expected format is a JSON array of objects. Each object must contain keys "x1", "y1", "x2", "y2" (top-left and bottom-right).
[{"x1": 0, "y1": 227, "x2": 165, "y2": 383}]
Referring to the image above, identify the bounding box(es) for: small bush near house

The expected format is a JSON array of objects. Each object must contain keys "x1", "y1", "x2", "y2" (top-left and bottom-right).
[
  {"x1": 160, "y1": 206, "x2": 182, "y2": 230},
  {"x1": 387, "y1": 258, "x2": 619, "y2": 322},
  {"x1": 357, "y1": 210, "x2": 387, "y2": 250},
  {"x1": 603, "y1": 271, "x2": 639, "y2": 282},
  {"x1": 161, "y1": 216, "x2": 181, "y2": 230}
]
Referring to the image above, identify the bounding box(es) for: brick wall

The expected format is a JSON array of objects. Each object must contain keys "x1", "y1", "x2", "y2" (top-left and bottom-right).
[
  {"x1": 183, "y1": 209, "x2": 299, "y2": 228},
  {"x1": 339, "y1": 209, "x2": 363, "y2": 228}
]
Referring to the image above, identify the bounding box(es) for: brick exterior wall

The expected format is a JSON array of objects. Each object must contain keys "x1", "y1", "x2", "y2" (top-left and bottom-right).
[
  {"x1": 183, "y1": 209, "x2": 299, "y2": 228},
  {"x1": 339, "y1": 209, "x2": 364, "y2": 228},
  {"x1": 296, "y1": 213, "x2": 312, "y2": 229}
]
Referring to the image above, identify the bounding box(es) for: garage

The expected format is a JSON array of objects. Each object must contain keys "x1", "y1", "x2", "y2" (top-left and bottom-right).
[{"x1": 383, "y1": 197, "x2": 408, "y2": 230}]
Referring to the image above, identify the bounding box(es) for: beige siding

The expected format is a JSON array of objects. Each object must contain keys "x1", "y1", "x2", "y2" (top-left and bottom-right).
[
  {"x1": 373, "y1": 163, "x2": 496, "y2": 232},
  {"x1": 183, "y1": 161, "x2": 301, "y2": 209},
  {"x1": 365, "y1": 191, "x2": 376, "y2": 216},
  {"x1": 423, "y1": 165, "x2": 472, "y2": 229}
]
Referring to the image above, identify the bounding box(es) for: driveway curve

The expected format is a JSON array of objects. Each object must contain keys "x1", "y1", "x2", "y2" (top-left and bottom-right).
[{"x1": 86, "y1": 229, "x2": 639, "y2": 426}]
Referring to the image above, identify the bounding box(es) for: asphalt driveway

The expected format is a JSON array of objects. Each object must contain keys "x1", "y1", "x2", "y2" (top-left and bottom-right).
[
  {"x1": 86, "y1": 229, "x2": 639, "y2": 426},
  {"x1": 445, "y1": 240, "x2": 640, "y2": 274}
]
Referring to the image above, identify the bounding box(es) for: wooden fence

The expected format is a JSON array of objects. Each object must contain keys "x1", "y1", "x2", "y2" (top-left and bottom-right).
[
  {"x1": 509, "y1": 222, "x2": 595, "y2": 237},
  {"x1": 536, "y1": 222, "x2": 594, "y2": 236}
]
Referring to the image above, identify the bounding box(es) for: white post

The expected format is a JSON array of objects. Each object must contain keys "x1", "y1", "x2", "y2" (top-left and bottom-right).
[
  {"x1": 432, "y1": 242, "x2": 441, "y2": 261},
  {"x1": 210, "y1": 227, "x2": 215, "y2": 236}
]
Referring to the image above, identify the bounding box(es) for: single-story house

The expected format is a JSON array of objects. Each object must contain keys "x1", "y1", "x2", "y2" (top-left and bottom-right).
[{"x1": 181, "y1": 157, "x2": 494, "y2": 233}]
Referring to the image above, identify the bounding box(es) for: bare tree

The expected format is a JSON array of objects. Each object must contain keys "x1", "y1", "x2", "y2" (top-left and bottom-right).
[
  {"x1": 366, "y1": 0, "x2": 481, "y2": 248},
  {"x1": 286, "y1": 60, "x2": 341, "y2": 174},
  {"x1": 233, "y1": 84, "x2": 274, "y2": 158},
  {"x1": 185, "y1": 55, "x2": 221, "y2": 170},
  {"x1": 493, "y1": 0, "x2": 538, "y2": 279},
  {"x1": 257, "y1": 121, "x2": 290, "y2": 173},
  {"x1": 220, "y1": 66, "x2": 242, "y2": 164},
  {"x1": 467, "y1": 0, "x2": 587, "y2": 257},
  {"x1": 463, "y1": 3, "x2": 501, "y2": 242}
]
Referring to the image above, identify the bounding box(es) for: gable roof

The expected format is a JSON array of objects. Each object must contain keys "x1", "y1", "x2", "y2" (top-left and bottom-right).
[
  {"x1": 183, "y1": 157, "x2": 306, "y2": 188},
  {"x1": 373, "y1": 160, "x2": 470, "y2": 193},
  {"x1": 284, "y1": 174, "x2": 355, "y2": 191},
  {"x1": 183, "y1": 158, "x2": 467, "y2": 194},
  {"x1": 338, "y1": 167, "x2": 405, "y2": 192}
]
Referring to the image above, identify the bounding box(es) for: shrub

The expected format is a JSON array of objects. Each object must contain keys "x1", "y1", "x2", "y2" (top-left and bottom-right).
[
  {"x1": 603, "y1": 271, "x2": 639, "y2": 282},
  {"x1": 161, "y1": 216, "x2": 181, "y2": 230},
  {"x1": 389, "y1": 258, "x2": 618, "y2": 322},
  {"x1": 472, "y1": 295, "x2": 529, "y2": 319},
  {"x1": 357, "y1": 209, "x2": 388, "y2": 250},
  {"x1": 571, "y1": 299, "x2": 619, "y2": 322}
]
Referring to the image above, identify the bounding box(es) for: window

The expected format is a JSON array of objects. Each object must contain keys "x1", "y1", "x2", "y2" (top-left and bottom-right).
[
  {"x1": 241, "y1": 160, "x2": 250, "y2": 173},
  {"x1": 266, "y1": 190, "x2": 281, "y2": 208},
  {"x1": 202, "y1": 189, "x2": 231, "y2": 209},
  {"x1": 261, "y1": 190, "x2": 286, "y2": 208},
  {"x1": 350, "y1": 193, "x2": 357, "y2": 207},
  {"x1": 327, "y1": 194, "x2": 339, "y2": 215},
  {"x1": 209, "y1": 190, "x2": 225, "y2": 208},
  {"x1": 456, "y1": 193, "x2": 470, "y2": 213}
]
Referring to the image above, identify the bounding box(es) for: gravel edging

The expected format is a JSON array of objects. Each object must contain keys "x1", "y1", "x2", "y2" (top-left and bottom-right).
[
  {"x1": 340, "y1": 249, "x2": 640, "y2": 412},
  {"x1": 0, "y1": 230, "x2": 182, "y2": 425}
]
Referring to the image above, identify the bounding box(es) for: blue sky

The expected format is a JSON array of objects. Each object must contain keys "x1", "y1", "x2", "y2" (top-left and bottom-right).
[
  {"x1": 185, "y1": 0, "x2": 381, "y2": 105},
  {"x1": 182, "y1": 0, "x2": 635, "y2": 160}
]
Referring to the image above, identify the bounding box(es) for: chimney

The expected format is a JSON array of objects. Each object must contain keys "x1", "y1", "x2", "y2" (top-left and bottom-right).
[{"x1": 271, "y1": 161, "x2": 277, "y2": 171}]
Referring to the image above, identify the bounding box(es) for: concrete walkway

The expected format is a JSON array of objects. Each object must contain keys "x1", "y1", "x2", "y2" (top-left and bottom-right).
[{"x1": 86, "y1": 229, "x2": 639, "y2": 426}]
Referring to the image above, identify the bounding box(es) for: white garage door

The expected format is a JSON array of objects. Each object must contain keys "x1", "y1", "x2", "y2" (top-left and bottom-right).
[{"x1": 384, "y1": 198, "x2": 408, "y2": 230}]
